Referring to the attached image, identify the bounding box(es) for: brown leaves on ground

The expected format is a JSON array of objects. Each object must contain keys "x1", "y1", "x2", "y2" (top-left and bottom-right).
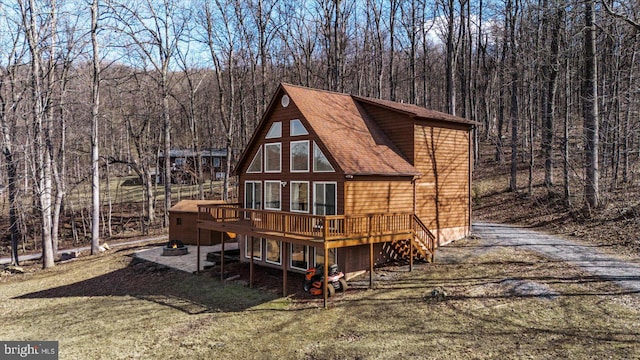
[{"x1": 473, "y1": 142, "x2": 640, "y2": 258}]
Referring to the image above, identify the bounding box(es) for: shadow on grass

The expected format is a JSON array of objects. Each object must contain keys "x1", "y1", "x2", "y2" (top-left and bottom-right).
[{"x1": 14, "y1": 256, "x2": 280, "y2": 314}]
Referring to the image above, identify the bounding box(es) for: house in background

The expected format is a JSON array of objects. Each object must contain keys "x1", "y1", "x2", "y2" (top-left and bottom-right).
[
  {"x1": 197, "y1": 83, "x2": 477, "y2": 300},
  {"x1": 158, "y1": 149, "x2": 227, "y2": 184}
]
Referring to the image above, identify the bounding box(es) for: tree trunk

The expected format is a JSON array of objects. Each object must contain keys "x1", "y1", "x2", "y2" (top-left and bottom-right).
[
  {"x1": 91, "y1": 0, "x2": 101, "y2": 254},
  {"x1": 583, "y1": 0, "x2": 599, "y2": 211},
  {"x1": 162, "y1": 77, "x2": 171, "y2": 227},
  {"x1": 563, "y1": 56, "x2": 570, "y2": 204},
  {"x1": 20, "y1": 0, "x2": 55, "y2": 268},
  {"x1": 445, "y1": 0, "x2": 456, "y2": 115},
  {"x1": 542, "y1": 4, "x2": 562, "y2": 187},
  {"x1": 508, "y1": 0, "x2": 519, "y2": 192}
]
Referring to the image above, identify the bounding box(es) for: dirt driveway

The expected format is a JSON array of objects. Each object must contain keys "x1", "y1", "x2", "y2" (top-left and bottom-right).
[{"x1": 471, "y1": 222, "x2": 640, "y2": 294}]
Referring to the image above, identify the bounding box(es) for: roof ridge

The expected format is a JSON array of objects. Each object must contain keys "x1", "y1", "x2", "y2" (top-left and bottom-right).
[{"x1": 280, "y1": 83, "x2": 353, "y2": 98}]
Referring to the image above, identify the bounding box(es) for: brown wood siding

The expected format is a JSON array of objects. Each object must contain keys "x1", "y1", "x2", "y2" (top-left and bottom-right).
[
  {"x1": 338, "y1": 243, "x2": 386, "y2": 275},
  {"x1": 238, "y1": 95, "x2": 346, "y2": 214},
  {"x1": 169, "y1": 212, "x2": 222, "y2": 245},
  {"x1": 237, "y1": 99, "x2": 304, "y2": 174},
  {"x1": 359, "y1": 103, "x2": 415, "y2": 163},
  {"x1": 414, "y1": 124, "x2": 470, "y2": 237},
  {"x1": 344, "y1": 180, "x2": 413, "y2": 214}
]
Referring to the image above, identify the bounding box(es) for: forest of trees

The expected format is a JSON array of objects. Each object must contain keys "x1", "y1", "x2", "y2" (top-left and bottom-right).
[{"x1": 0, "y1": 0, "x2": 638, "y2": 267}]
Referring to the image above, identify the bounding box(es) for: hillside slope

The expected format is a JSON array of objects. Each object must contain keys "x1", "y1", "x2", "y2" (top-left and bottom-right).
[{"x1": 472, "y1": 142, "x2": 640, "y2": 259}]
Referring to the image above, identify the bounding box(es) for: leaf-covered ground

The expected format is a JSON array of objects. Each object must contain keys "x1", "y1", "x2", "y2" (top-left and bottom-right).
[
  {"x1": 1, "y1": 236, "x2": 639, "y2": 359},
  {"x1": 473, "y1": 142, "x2": 640, "y2": 258}
]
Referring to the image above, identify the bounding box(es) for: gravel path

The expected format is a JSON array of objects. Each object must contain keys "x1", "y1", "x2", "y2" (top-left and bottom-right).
[{"x1": 472, "y1": 222, "x2": 640, "y2": 294}]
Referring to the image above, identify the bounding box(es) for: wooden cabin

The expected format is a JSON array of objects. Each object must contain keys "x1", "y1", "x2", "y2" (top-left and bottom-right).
[
  {"x1": 169, "y1": 200, "x2": 232, "y2": 245},
  {"x1": 197, "y1": 84, "x2": 477, "y2": 301}
]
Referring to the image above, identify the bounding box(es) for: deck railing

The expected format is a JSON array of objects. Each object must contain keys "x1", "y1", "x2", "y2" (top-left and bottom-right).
[{"x1": 198, "y1": 204, "x2": 414, "y2": 241}]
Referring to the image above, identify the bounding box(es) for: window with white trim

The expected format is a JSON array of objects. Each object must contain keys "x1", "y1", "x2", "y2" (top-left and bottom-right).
[
  {"x1": 315, "y1": 248, "x2": 337, "y2": 267},
  {"x1": 266, "y1": 239, "x2": 282, "y2": 265},
  {"x1": 290, "y1": 119, "x2": 309, "y2": 136},
  {"x1": 314, "y1": 182, "x2": 337, "y2": 215},
  {"x1": 247, "y1": 147, "x2": 263, "y2": 173},
  {"x1": 264, "y1": 181, "x2": 281, "y2": 210},
  {"x1": 245, "y1": 181, "x2": 262, "y2": 209},
  {"x1": 313, "y1": 142, "x2": 334, "y2": 172},
  {"x1": 265, "y1": 143, "x2": 281, "y2": 173},
  {"x1": 290, "y1": 140, "x2": 309, "y2": 172},
  {"x1": 266, "y1": 122, "x2": 282, "y2": 139},
  {"x1": 290, "y1": 243, "x2": 310, "y2": 270},
  {"x1": 245, "y1": 237, "x2": 262, "y2": 260},
  {"x1": 290, "y1": 181, "x2": 309, "y2": 213}
]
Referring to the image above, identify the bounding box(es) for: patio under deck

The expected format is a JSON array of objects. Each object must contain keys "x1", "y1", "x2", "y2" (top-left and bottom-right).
[{"x1": 196, "y1": 204, "x2": 435, "y2": 308}]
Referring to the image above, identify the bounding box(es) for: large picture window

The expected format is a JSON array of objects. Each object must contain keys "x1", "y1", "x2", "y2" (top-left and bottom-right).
[
  {"x1": 290, "y1": 140, "x2": 309, "y2": 172},
  {"x1": 313, "y1": 142, "x2": 334, "y2": 172},
  {"x1": 314, "y1": 182, "x2": 337, "y2": 215},
  {"x1": 266, "y1": 239, "x2": 282, "y2": 265},
  {"x1": 264, "y1": 181, "x2": 281, "y2": 210},
  {"x1": 290, "y1": 243, "x2": 310, "y2": 270},
  {"x1": 244, "y1": 237, "x2": 262, "y2": 260},
  {"x1": 315, "y1": 248, "x2": 337, "y2": 267},
  {"x1": 265, "y1": 143, "x2": 281, "y2": 173},
  {"x1": 245, "y1": 181, "x2": 262, "y2": 209},
  {"x1": 290, "y1": 181, "x2": 309, "y2": 213}
]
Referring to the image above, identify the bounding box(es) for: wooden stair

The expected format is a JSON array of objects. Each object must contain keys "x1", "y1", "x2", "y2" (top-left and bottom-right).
[{"x1": 384, "y1": 215, "x2": 436, "y2": 263}]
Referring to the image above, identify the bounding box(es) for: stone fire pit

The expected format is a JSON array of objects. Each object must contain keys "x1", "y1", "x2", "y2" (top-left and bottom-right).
[{"x1": 162, "y1": 239, "x2": 188, "y2": 256}]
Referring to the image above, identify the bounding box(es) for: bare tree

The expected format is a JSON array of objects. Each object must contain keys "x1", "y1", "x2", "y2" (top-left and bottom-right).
[
  {"x1": 110, "y1": 0, "x2": 187, "y2": 226},
  {"x1": 0, "y1": 5, "x2": 27, "y2": 265},
  {"x1": 583, "y1": 0, "x2": 599, "y2": 210},
  {"x1": 444, "y1": 0, "x2": 457, "y2": 115},
  {"x1": 90, "y1": 0, "x2": 101, "y2": 254},
  {"x1": 201, "y1": 0, "x2": 239, "y2": 201},
  {"x1": 508, "y1": 0, "x2": 519, "y2": 192},
  {"x1": 174, "y1": 37, "x2": 207, "y2": 199},
  {"x1": 542, "y1": 2, "x2": 563, "y2": 188},
  {"x1": 18, "y1": 0, "x2": 55, "y2": 268}
]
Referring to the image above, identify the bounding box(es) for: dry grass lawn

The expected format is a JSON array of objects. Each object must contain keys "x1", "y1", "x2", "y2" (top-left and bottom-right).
[{"x1": 2, "y1": 238, "x2": 639, "y2": 359}]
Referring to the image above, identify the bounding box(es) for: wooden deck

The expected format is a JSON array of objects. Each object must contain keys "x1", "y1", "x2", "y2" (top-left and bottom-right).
[
  {"x1": 197, "y1": 204, "x2": 421, "y2": 248},
  {"x1": 196, "y1": 203, "x2": 436, "y2": 308}
]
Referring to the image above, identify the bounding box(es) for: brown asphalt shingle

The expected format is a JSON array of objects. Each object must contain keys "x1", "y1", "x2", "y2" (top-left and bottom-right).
[
  {"x1": 282, "y1": 84, "x2": 419, "y2": 176},
  {"x1": 353, "y1": 95, "x2": 480, "y2": 126}
]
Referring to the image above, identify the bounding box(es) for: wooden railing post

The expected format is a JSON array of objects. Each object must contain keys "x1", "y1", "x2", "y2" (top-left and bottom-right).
[
  {"x1": 282, "y1": 214, "x2": 287, "y2": 236},
  {"x1": 323, "y1": 216, "x2": 329, "y2": 240}
]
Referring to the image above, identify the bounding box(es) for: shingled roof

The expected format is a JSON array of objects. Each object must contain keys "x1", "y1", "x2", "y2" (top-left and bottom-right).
[
  {"x1": 353, "y1": 95, "x2": 480, "y2": 126},
  {"x1": 281, "y1": 84, "x2": 419, "y2": 176},
  {"x1": 236, "y1": 83, "x2": 474, "y2": 177}
]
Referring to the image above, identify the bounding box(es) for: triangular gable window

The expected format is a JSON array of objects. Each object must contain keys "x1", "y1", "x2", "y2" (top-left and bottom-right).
[
  {"x1": 265, "y1": 122, "x2": 282, "y2": 139},
  {"x1": 290, "y1": 119, "x2": 309, "y2": 136},
  {"x1": 313, "y1": 142, "x2": 335, "y2": 172},
  {"x1": 247, "y1": 147, "x2": 263, "y2": 173}
]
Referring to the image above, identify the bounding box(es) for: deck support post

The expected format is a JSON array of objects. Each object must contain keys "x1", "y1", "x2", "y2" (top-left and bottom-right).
[
  {"x1": 220, "y1": 235, "x2": 225, "y2": 281},
  {"x1": 250, "y1": 237, "x2": 254, "y2": 288},
  {"x1": 324, "y1": 241, "x2": 329, "y2": 309},
  {"x1": 369, "y1": 242, "x2": 374, "y2": 288},
  {"x1": 409, "y1": 237, "x2": 414, "y2": 272},
  {"x1": 368, "y1": 214, "x2": 374, "y2": 288},
  {"x1": 196, "y1": 227, "x2": 201, "y2": 273},
  {"x1": 282, "y1": 242, "x2": 288, "y2": 296}
]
